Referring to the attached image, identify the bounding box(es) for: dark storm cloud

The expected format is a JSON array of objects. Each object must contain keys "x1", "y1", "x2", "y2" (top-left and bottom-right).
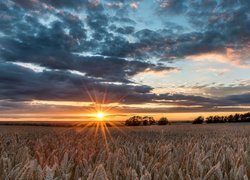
[
  {"x1": 0, "y1": 61, "x2": 229, "y2": 108},
  {"x1": 0, "y1": 1, "x2": 175, "y2": 82},
  {"x1": 0, "y1": 62, "x2": 156, "y2": 102},
  {"x1": 0, "y1": 0, "x2": 249, "y2": 113},
  {"x1": 1, "y1": 34, "x2": 175, "y2": 81},
  {"x1": 70, "y1": 57, "x2": 176, "y2": 82},
  {"x1": 223, "y1": 93, "x2": 250, "y2": 104},
  {"x1": 0, "y1": 62, "x2": 175, "y2": 105},
  {"x1": 3, "y1": 0, "x2": 243, "y2": 64}
]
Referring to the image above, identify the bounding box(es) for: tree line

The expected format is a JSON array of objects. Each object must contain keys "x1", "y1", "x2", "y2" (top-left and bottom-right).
[
  {"x1": 125, "y1": 116, "x2": 169, "y2": 126},
  {"x1": 193, "y1": 112, "x2": 250, "y2": 124}
]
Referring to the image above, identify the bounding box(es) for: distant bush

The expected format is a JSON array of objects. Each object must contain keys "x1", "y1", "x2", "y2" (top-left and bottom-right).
[
  {"x1": 206, "y1": 115, "x2": 224, "y2": 123},
  {"x1": 143, "y1": 116, "x2": 156, "y2": 125},
  {"x1": 158, "y1": 117, "x2": 168, "y2": 125},
  {"x1": 192, "y1": 116, "x2": 204, "y2": 124},
  {"x1": 125, "y1": 116, "x2": 142, "y2": 126},
  {"x1": 125, "y1": 116, "x2": 171, "y2": 126},
  {"x1": 125, "y1": 116, "x2": 157, "y2": 126},
  {"x1": 142, "y1": 120, "x2": 148, "y2": 126}
]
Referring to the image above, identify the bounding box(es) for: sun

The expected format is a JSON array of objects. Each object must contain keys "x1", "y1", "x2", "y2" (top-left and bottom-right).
[{"x1": 96, "y1": 112, "x2": 105, "y2": 120}]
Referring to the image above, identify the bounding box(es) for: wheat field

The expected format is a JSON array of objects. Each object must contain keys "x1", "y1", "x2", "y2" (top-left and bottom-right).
[{"x1": 0, "y1": 124, "x2": 249, "y2": 180}]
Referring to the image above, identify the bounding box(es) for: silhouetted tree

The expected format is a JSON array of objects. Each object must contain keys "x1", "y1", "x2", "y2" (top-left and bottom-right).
[
  {"x1": 143, "y1": 116, "x2": 156, "y2": 125},
  {"x1": 233, "y1": 113, "x2": 240, "y2": 122},
  {"x1": 204, "y1": 112, "x2": 250, "y2": 124},
  {"x1": 125, "y1": 116, "x2": 142, "y2": 126},
  {"x1": 192, "y1": 116, "x2": 204, "y2": 124},
  {"x1": 125, "y1": 112, "x2": 250, "y2": 126},
  {"x1": 227, "y1": 115, "x2": 234, "y2": 122},
  {"x1": 239, "y1": 112, "x2": 250, "y2": 122},
  {"x1": 143, "y1": 120, "x2": 149, "y2": 126},
  {"x1": 220, "y1": 116, "x2": 226, "y2": 123},
  {"x1": 206, "y1": 116, "x2": 214, "y2": 123},
  {"x1": 158, "y1": 117, "x2": 168, "y2": 125}
]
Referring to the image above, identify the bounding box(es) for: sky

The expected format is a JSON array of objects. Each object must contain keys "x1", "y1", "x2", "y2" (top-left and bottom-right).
[{"x1": 0, "y1": 0, "x2": 250, "y2": 121}]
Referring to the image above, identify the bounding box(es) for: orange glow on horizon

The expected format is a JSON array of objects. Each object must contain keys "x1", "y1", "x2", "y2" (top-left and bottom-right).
[{"x1": 1, "y1": 111, "x2": 250, "y2": 122}]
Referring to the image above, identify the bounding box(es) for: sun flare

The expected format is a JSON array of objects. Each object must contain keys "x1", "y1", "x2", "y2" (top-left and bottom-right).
[{"x1": 96, "y1": 112, "x2": 105, "y2": 120}]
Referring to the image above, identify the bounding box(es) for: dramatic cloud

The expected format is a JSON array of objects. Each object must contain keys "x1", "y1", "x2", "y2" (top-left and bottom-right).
[{"x1": 0, "y1": 0, "x2": 250, "y2": 118}]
